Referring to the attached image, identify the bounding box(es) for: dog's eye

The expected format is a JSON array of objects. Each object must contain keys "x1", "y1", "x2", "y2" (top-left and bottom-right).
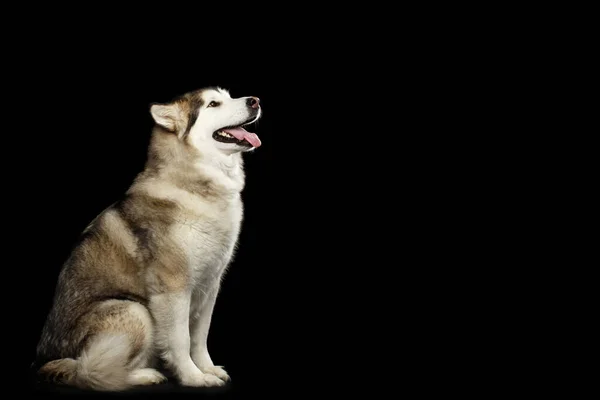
[{"x1": 207, "y1": 101, "x2": 220, "y2": 108}]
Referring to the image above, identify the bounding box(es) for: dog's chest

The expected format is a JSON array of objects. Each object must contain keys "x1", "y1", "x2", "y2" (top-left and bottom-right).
[{"x1": 172, "y1": 196, "x2": 243, "y2": 282}]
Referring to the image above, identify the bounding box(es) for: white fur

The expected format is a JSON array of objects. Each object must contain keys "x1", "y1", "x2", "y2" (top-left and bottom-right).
[
  {"x1": 127, "y1": 368, "x2": 167, "y2": 386},
  {"x1": 145, "y1": 186, "x2": 241, "y2": 387},
  {"x1": 190, "y1": 287, "x2": 222, "y2": 374},
  {"x1": 149, "y1": 292, "x2": 225, "y2": 387},
  {"x1": 76, "y1": 334, "x2": 132, "y2": 391},
  {"x1": 188, "y1": 89, "x2": 261, "y2": 156},
  {"x1": 201, "y1": 366, "x2": 230, "y2": 381},
  {"x1": 192, "y1": 155, "x2": 246, "y2": 194}
]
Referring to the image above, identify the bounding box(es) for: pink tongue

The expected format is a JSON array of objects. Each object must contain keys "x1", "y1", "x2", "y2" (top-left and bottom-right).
[{"x1": 223, "y1": 127, "x2": 262, "y2": 148}]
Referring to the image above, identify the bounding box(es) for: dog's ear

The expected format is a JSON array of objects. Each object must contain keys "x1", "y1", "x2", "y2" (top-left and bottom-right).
[{"x1": 150, "y1": 103, "x2": 178, "y2": 132}]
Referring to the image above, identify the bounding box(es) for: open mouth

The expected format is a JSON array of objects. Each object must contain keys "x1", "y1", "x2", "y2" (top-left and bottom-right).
[{"x1": 212, "y1": 117, "x2": 261, "y2": 148}]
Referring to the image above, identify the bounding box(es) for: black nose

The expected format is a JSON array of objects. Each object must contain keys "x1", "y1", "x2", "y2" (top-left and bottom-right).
[{"x1": 247, "y1": 97, "x2": 260, "y2": 109}]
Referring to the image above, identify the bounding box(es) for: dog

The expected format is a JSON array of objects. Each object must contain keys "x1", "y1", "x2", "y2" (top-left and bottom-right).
[{"x1": 33, "y1": 87, "x2": 262, "y2": 391}]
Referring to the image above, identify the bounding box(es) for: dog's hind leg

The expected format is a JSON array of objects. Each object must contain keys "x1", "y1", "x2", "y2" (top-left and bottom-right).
[
  {"x1": 39, "y1": 299, "x2": 164, "y2": 391},
  {"x1": 127, "y1": 368, "x2": 167, "y2": 386}
]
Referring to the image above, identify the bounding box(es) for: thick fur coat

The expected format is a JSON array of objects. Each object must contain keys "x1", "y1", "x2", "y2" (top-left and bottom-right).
[{"x1": 34, "y1": 87, "x2": 262, "y2": 391}]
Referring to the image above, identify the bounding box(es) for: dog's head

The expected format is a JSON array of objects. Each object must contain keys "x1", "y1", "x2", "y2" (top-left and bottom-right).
[{"x1": 150, "y1": 87, "x2": 262, "y2": 155}]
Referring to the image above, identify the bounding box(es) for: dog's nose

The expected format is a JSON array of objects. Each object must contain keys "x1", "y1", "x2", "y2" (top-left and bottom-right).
[{"x1": 247, "y1": 97, "x2": 260, "y2": 109}]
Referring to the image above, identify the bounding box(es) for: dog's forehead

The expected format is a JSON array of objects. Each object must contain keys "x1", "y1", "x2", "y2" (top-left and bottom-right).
[{"x1": 201, "y1": 87, "x2": 231, "y2": 100}]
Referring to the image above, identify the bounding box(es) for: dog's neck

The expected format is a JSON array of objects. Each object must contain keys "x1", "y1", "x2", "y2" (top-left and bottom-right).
[
  {"x1": 132, "y1": 131, "x2": 246, "y2": 199},
  {"x1": 192, "y1": 151, "x2": 246, "y2": 196}
]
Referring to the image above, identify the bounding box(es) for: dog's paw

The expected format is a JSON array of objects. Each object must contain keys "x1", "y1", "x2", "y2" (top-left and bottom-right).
[
  {"x1": 201, "y1": 365, "x2": 230, "y2": 382},
  {"x1": 180, "y1": 371, "x2": 225, "y2": 387},
  {"x1": 127, "y1": 368, "x2": 167, "y2": 386}
]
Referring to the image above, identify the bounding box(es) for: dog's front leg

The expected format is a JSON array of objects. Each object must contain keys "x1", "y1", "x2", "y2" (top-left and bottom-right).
[
  {"x1": 190, "y1": 286, "x2": 230, "y2": 382},
  {"x1": 150, "y1": 292, "x2": 224, "y2": 387}
]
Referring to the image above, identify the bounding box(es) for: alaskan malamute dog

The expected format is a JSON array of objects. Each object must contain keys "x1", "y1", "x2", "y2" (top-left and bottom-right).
[{"x1": 34, "y1": 87, "x2": 262, "y2": 391}]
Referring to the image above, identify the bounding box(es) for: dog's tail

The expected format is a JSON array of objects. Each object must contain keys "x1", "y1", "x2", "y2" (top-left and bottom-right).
[{"x1": 38, "y1": 334, "x2": 133, "y2": 391}]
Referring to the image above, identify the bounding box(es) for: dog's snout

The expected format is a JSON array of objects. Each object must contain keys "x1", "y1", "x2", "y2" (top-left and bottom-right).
[{"x1": 247, "y1": 97, "x2": 260, "y2": 109}]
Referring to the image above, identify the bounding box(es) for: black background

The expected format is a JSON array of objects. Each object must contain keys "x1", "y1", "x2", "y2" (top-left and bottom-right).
[
  {"x1": 4, "y1": 10, "x2": 437, "y2": 397},
  {"x1": 9, "y1": 41, "x2": 390, "y2": 398},
  {"x1": 2, "y1": 6, "x2": 530, "y2": 397}
]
